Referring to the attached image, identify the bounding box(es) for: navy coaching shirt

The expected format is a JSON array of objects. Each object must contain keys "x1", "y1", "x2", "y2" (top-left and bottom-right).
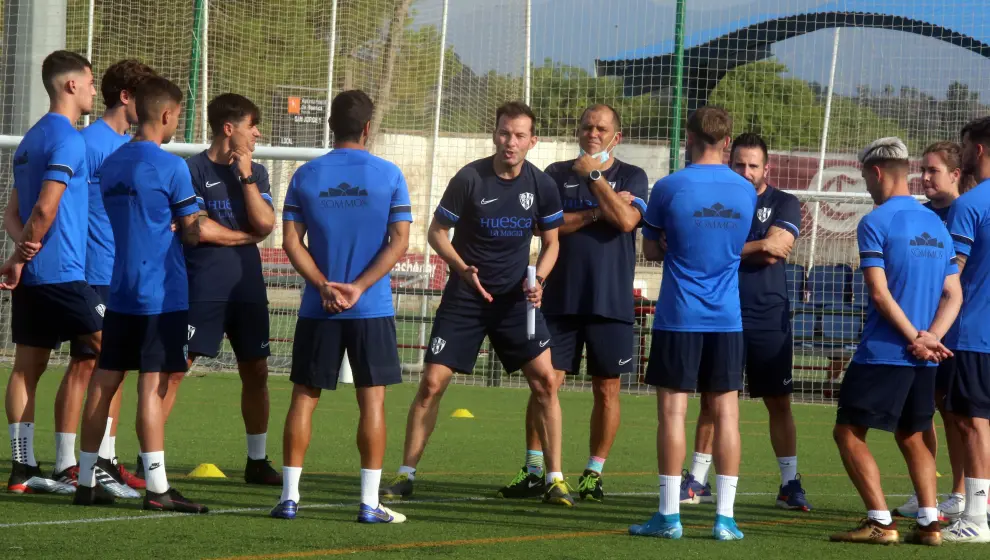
[
  {"x1": 99, "y1": 141, "x2": 200, "y2": 314},
  {"x1": 282, "y1": 148, "x2": 412, "y2": 320},
  {"x1": 739, "y1": 186, "x2": 802, "y2": 331},
  {"x1": 12, "y1": 113, "x2": 88, "y2": 286},
  {"x1": 923, "y1": 201, "x2": 951, "y2": 226},
  {"x1": 855, "y1": 196, "x2": 957, "y2": 366},
  {"x1": 184, "y1": 151, "x2": 273, "y2": 304},
  {"x1": 541, "y1": 158, "x2": 648, "y2": 323},
  {"x1": 81, "y1": 119, "x2": 130, "y2": 287},
  {"x1": 434, "y1": 156, "x2": 563, "y2": 307}
]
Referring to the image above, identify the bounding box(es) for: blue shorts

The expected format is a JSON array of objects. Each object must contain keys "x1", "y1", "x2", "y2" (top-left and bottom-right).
[
  {"x1": 290, "y1": 317, "x2": 402, "y2": 390},
  {"x1": 743, "y1": 329, "x2": 793, "y2": 398},
  {"x1": 187, "y1": 301, "x2": 271, "y2": 362},
  {"x1": 11, "y1": 281, "x2": 103, "y2": 350},
  {"x1": 836, "y1": 362, "x2": 935, "y2": 433},
  {"x1": 425, "y1": 297, "x2": 552, "y2": 374},
  {"x1": 69, "y1": 285, "x2": 109, "y2": 358},
  {"x1": 546, "y1": 315, "x2": 634, "y2": 377},
  {"x1": 645, "y1": 330, "x2": 744, "y2": 392},
  {"x1": 98, "y1": 310, "x2": 190, "y2": 374},
  {"x1": 942, "y1": 351, "x2": 990, "y2": 420}
]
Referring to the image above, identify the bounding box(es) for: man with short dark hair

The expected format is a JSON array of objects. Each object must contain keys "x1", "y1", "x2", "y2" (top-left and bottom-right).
[
  {"x1": 681, "y1": 132, "x2": 810, "y2": 512},
  {"x1": 830, "y1": 137, "x2": 960, "y2": 545},
  {"x1": 1, "y1": 50, "x2": 99, "y2": 496},
  {"x1": 71, "y1": 76, "x2": 207, "y2": 512},
  {"x1": 380, "y1": 101, "x2": 571, "y2": 506},
  {"x1": 272, "y1": 90, "x2": 411, "y2": 524},
  {"x1": 941, "y1": 117, "x2": 990, "y2": 542},
  {"x1": 630, "y1": 106, "x2": 755, "y2": 541},
  {"x1": 496, "y1": 103, "x2": 647, "y2": 502},
  {"x1": 159, "y1": 92, "x2": 279, "y2": 486}
]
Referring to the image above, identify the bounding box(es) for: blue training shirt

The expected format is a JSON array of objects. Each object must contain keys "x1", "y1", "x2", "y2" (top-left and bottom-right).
[
  {"x1": 739, "y1": 186, "x2": 802, "y2": 331},
  {"x1": 434, "y1": 157, "x2": 563, "y2": 308},
  {"x1": 12, "y1": 113, "x2": 88, "y2": 286},
  {"x1": 80, "y1": 119, "x2": 130, "y2": 287},
  {"x1": 945, "y1": 179, "x2": 990, "y2": 352},
  {"x1": 642, "y1": 163, "x2": 756, "y2": 332},
  {"x1": 282, "y1": 148, "x2": 412, "y2": 320},
  {"x1": 542, "y1": 158, "x2": 648, "y2": 323},
  {"x1": 184, "y1": 151, "x2": 273, "y2": 303},
  {"x1": 99, "y1": 141, "x2": 200, "y2": 315},
  {"x1": 855, "y1": 196, "x2": 957, "y2": 366}
]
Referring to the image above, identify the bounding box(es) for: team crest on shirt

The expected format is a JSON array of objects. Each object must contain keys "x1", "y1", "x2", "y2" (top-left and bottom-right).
[
  {"x1": 757, "y1": 207, "x2": 772, "y2": 223},
  {"x1": 95, "y1": 304, "x2": 105, "y2": 318},
  {"x1": 519, "y1": 192, "x2": 534, "y2": 210},
  {"x1": 430, "y1": 337, "x2": 446, "y2": 355},
  {"x1": 188, "y1": 325, "x2": 196, "y2": 340}
]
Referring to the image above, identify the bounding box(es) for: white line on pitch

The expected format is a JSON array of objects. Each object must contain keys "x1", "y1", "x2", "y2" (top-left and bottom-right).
[{"x1": 0, "y1": 491, "x2": 914, "y2": 529}]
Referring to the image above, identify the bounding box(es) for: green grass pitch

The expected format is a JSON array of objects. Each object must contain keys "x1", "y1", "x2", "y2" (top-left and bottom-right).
[{"x1": 0, "y1": 369, "x2": 966, "y2": 559}]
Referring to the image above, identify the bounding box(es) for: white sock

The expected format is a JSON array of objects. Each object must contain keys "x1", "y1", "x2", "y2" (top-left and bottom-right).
[
  {"x1": 361, "y1": 468, "x2": 382, "y2": 508},
  {"x1": 109, "y1": 436, "x2": 117, "y2": 459},
  {"x1": 8, "y1": 422, "x2": 36, "y2": 466},
  {"x1": 777, "y1": 456, "x2": 797, "y2": 486},
  {"x1": 98, "y1": 417, "x2": 113, "y2": 459},
  {"x1": 716, "y1": 475, "x2": 738, "y2": 518},
  {"x1": 917, "y1": 507, "x2": 939, "y2": 527},
  {"x1": 658, "y1": 474, "x2": 680, "y2": 516},
  {"x1": 963, "y1": 477, "x2": 990, "y2": 522},
  {"x1": 281, "y1": 466, "x2": 302, "y2": 503},
  {"x1": 78, "y1": 451, "x2": 98, "y2": 487},
  {"x1": 141, "y1": 451, "x2": 168, "y2": 494},
  {"x1": 868, "y1": 509, "x2": 893, "y2": 525},
  {"x1": 246, "y1": 433, "x2": 267, "y2": 460},
  {"x1": 54, "y1": 432, "x2": 77, "y2": 472},
  {"x1": 690, "y1": 452, "x2": 713, "y2": 485},
  {"x1": 546, "y1": 471, "x2": 563, "y2": 485},
  {"x1": 398, "y1": 465, "x2": 416, "y2": 481}
]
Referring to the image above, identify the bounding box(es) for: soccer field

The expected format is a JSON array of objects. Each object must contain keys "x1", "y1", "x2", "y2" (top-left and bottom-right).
[{"x1": 0, "y1": 369, "x2": 965, "y2": 559}]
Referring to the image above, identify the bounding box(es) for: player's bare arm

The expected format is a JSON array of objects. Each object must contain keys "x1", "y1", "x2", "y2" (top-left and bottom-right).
[
  {"x1": 17, "y1": 180, "x2": 67, "y2": 261},
  {"x1": 230, "y1": 145, "x2": 275, "y2": 236},
  {"x1": 197, "y1": 210, "x2": 265, "y2": 246},
  {"x1": 176, "y1": 212, "x2": 203, "y2": 247},
  {"x1": 523, "y1": 227, "x2": 559, "y2": 308},
  {"x1": 573, "y1": 155, "x2": 640, "y2": 233},
  {"x1": 2, "y1": 190, "x2": 40, "y2": 262},
  {"x1": 328, "y1": 221, "x2": 410, "y2": 309},
  {"x1": 428, "y1": 217, "x2": 492, "y2": 302},
  {"x1": 558, "y1": 209, "x2": 597, "y2": 235},
  {"x1": 863, "y1": 266, "x2": 941, "y2": 362},
  {"x1": 742, "y1": 225, "x2": 795, "y2": 265},
  {"x1": 643, "y1": 237, "x2": 664, "y2": 262},
  {"x1": 282, "y1": 219, "x2": 341, "y2": 313},
  {"x1": 954, "y1": 253, "x2": 967, "y2": 273},
  {"x1": 911, "y1": 272, "x2": 962, "y2": 361}
]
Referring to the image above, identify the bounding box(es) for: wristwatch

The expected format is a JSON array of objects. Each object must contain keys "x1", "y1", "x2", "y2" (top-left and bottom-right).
[
  {"x1": 536, "y1": 275, "x2": 546, "y2": 288},
  {"x1": 240, "y1": 174, "x2": 257, "y2": 185},
  {"x1": 588, "y1": 169, "x2": 602, "y2": 182}
]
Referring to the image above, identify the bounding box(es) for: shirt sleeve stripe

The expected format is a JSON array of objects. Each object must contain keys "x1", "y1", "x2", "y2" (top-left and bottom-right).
[
  {"x1": 261, "y1": 193, "x2": 273, "y2": 201},
  {"x1": 950, "y1": 256, "x2": 960, "y2": 264},
  {"x1": 390, "y1": 205, "x2": 412, "y2": 215},
  {"x1": 436, "y1": 205, "x2": 459, "y2": 223},
  {"x1": 46, "y1": 164, "x2": 74, "y2": 177},
  {"x1": 284, "y1": 203, "x2": 303, "y2": 214},
  {"x1": 859, "y1": 251, "x2": 883, "y2": 259},
  {"x1": 775, "y1": 220, "x2": 800, "y2": 236},
  {"x1": 539, "y1": 210, "x2": 564, "y2": 224},
  {"x1": 170, "y1": 195, "x2": 197, "y2": 211},
  {"x1": 632, "y1": 198, "x2": 647, "y2": 213},
  {"x1": 642, "y1": 217, "x2": 661, "y2": 231},
  {"x1": 951, "y1": 233, "x2": 974, "y2": 246}
]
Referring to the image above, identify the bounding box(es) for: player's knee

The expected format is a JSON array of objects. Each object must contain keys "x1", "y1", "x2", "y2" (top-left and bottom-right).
[
  {"x1": 529, "y1": 371, "x2": 559, "y2": 400},
  {"x1": 832, "y1": 424, "x2": 859, "y2": 448},
  {"x1": 763, "y1": 395, "x2": 792, "y2": 417},
  {"x1": 238, "y1": 361, "x2": 269, "y2": 391},
  {"x1": 592, "y1": 379, "x2": 620, "y2": 405},
  {"x1": 416, "y1": 376, "x2": 447, "y2": 404}
]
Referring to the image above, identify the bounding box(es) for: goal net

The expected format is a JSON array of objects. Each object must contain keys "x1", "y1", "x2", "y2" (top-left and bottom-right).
[{"x1": 0, "y1": 1, "x2": 986, "y2": 404}]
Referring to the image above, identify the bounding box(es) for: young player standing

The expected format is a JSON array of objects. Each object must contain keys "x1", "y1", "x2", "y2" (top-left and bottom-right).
[
  {"x1": 1, "y1": 51, "x2": 100, "y2": 495},
  {"x1": 682, "y1": 133, "x2": 811, "y2": 511},
  {"x1": 629, "y1": 106, "x2": 755, "y2": 541},
  {"x1": 380, "y1": 101, "x2": 570, "y2": 505},
  {"x1": 497, "y1": 104, "x2": 647, "y2": 502},
  {"x1": 271, "y1": 90, "x2": 411, "y2": 523},
  {"x1": 830, "y1": 137, "x2": 960, "y2": 546},
  {"x1": 72, "y1": 76, "x2": 207, "y2": 512},
  {"x1": 161, "y1": 93, "x2": 279, "y2": 485},
  {"x1": 941, "y1": 117, "x2": 990, "y2": 542}
]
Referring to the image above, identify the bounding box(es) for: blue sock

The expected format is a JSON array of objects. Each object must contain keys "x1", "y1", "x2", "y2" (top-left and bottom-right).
[
  {"x1": 586, "y1": 456, "x2": 606, "y2": 475},
  {"x1": 525, "y1": 450, "x2": 544, "y2": 476}
]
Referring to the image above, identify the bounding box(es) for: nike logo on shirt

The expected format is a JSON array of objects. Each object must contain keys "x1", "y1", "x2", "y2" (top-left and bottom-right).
[
  {"x1": 480, "y1": 198, "x2": 498, "y2": 205},
  {"x1": 618, "y1": 358, "x2": 632, "y2": 365},
  {"x1": 540, "y1": 339, "x2": 550, "y2": 347},
  {"x1": 205, "y1": 180, "x2": 222, "y2": 188},
  {"x1": 563, "y1": 183, "x2": 579, "y2": 189}
]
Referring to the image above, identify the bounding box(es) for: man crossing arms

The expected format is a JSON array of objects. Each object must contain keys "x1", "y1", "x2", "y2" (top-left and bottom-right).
[
  {"x1": 380, "y1": 101, "x2": 570, "y2": 506},
  {"x1": 629, "y1": 106, "x2": 756, "y2": 541},
  {"x1": 682, "y1": 133, "x2": 810, "y2": 511},
  {"x1": 498, "y1": 104, "x2": 647, "y2": 502},
  {"x1": 272, "y1": 90, "x2": 411, "y2": 523}
]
